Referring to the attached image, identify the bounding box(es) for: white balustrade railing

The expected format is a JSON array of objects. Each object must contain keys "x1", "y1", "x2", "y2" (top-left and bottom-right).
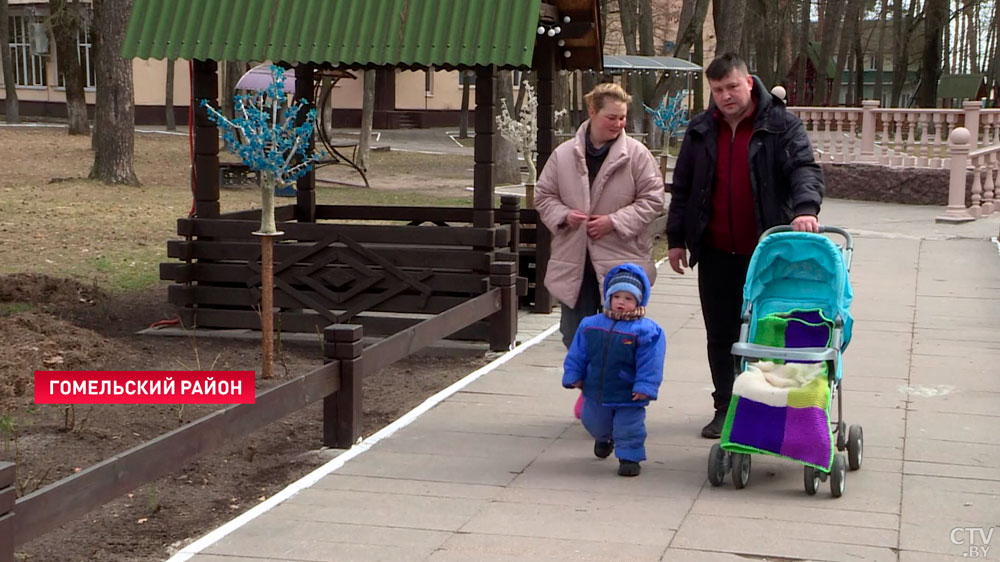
[
  {"x1": 788, "y1": 101, "x2": 1000, "y2": 170},
  {"x1": 937, "y1": 127, "x2": 1000, "y2": 223}
]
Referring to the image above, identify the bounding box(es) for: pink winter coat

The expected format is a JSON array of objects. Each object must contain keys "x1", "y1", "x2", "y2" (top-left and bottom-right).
[{"x1": 535, "y1": 121, "x2": 665, "y2": 307}]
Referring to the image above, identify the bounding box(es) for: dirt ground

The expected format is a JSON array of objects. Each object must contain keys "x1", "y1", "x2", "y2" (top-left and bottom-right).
[{"x1": 0, "y1": 128, "x2": 493, "y2": 561}]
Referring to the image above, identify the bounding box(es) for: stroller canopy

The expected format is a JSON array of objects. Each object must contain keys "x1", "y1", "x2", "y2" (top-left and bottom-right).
[{"x1": 743, "y1": 232, "x2": 854, "y2": 348}]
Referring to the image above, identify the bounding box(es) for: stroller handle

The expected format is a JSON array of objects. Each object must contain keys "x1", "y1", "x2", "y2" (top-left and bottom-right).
[{"x1": 760, "y1": 225, "x2": 854, "y2": 269}]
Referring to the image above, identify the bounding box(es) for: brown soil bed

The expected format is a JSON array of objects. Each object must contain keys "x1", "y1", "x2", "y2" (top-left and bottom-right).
[{"x1": 0, "y1": 273, "x2": 488, "y2": 561}]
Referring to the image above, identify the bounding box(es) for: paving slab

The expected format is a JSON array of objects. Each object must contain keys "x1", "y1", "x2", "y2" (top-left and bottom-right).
[{"x1": 176, "y1": 199, "x2": 1000, "y2": 562}]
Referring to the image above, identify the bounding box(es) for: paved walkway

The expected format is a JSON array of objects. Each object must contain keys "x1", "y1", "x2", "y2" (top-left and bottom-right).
[{"x1": 169, "y1": 199, "x2": 1000, "y2": 562}]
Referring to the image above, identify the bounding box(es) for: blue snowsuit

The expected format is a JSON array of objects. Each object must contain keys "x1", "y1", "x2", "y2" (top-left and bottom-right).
[{"x1": 562, "y1": 264, "x2": 666, "y2": 462}]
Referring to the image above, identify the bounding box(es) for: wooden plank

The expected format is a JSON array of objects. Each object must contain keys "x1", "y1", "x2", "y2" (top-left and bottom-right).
[
  {"x1": 161, "y1": 263, "x2": 487, "y2": 294},
  {"x1": 0, "y1": 512, "x2": 12, "y2": 562},
  {"x1": 166, "y1": 240, "x2": 492, "y2": 270},
  {"x1": 315, "y1": 205, "x2": 474, "y2": 223},
  {"x1": 168, "y1": 285, "x2": 471, "y2": 314},
  {"x1": 177, "y1": 219, "x2": 502, "y2": 247},
  {"x1": 13, "y1": 361, "x2": 341, "y2": 546},
  {"x1": 177, "y1": 308, "x2": 490, "y2": 340},
  {"x1": 364, "y1": 289, "x2": 501, "y2": 375},
  {"x1": 0, "y1": 465, "x2": 13, "y2": 489}
]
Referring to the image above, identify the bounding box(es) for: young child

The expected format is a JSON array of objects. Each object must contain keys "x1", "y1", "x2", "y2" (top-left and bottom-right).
[{"x1": 563, "y1": 263, "x2": 666, "y2": 476}]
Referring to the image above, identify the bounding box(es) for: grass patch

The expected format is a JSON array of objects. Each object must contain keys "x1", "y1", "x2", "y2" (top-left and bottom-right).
[
  {"x1": 0, "y1": 302, "x2": 33, "y2": 316},
  {"x1": 0, "y1": 128, "x2": 481, "y2": 295}
]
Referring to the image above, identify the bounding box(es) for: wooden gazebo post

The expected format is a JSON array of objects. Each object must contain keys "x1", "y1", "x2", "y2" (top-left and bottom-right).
[
  {"x1": 473, "y1": 65, "x2": 497, "y2": 230},
  {"x1": 192, "y1": 59, "x2": 221, "y2": 218},
  {"x1": 294, "y1": 63, "x2": 317, "y2": 223}
]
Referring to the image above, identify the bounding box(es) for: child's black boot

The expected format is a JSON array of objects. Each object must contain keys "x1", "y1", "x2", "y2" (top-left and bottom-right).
[
  {"x1": 618, "y1": 460, "x2": 641, "y2": 477},
  {"x1": 594, "y1": 439, "x2": 614, "y2": 459}
]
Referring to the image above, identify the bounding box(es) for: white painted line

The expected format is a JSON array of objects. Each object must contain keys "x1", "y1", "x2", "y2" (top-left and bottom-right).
[
  {"x1": 166, "y1": 321, "x2": 561, "y2": 562},
  {"x1": 389, "y1": 148, "x2": 448, "y2": 155},
  {"x1": 135, "y1": 129, "x2": 187, "y2": 136},
  {"x1": 992, "y1": 237, "x2": 999, "y2": 256},
  {"x1": 0, "y1": 122, "x2": 65, "y2": 128}
]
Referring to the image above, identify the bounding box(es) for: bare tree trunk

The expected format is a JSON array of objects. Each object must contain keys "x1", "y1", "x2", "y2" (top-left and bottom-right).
[
  {"x1": 50, "y1": 0, "x2": 90, "y2": 134},
  {"x1": 748, "y1": 1, "x2": 774, "y2": 88},
  {"x1": 458, "y1": 71, "x2": 471, "y2": 139},
  {"x1": 693, "y1": 32, "x2": 705, "y2": 112},
  {"x1": 965, "y1": 0, "x2": 978, "y2": 73},
  {"x1": 637, "y1": 0, "x2": 657, "y2": 145},
  {"x1": 357, "y1": 69, "x2": 375, "y2": 174},
  {"x1": 988, "y1": 0, "x2": 1000, "y2": 104},
  {"x1": 853, "y1": 8, "x2": 864, "y2": 106},
  {"x1": 89, "y1": 0, "x2": 139, "y2": 185},
  {"x1": 830, "y1": 0, "x2": 863, "y2": 106},
  {"x1": 814, "y1": 0, "x2": 845, "y2": 105},
  {"x1": 890, "y1": 0, "x2": 908, "y2": 107},
  {"x1": 599, "y1": 0, "x2": 609, "y2": 48},
  {"x1": 795, "y1": 0, "x2": 810, "y2": 105},
  {"x1": 653, "y1": 0, "x2": 709, "y2": 103},
  {"x1": 873, "y1": 0, "x2": 888, "y2": 104},
  {"x1": 494, "y1": 70, "x2": 521, "y2": 185},
  {"x1": 221, "y1": 61, "x2": 246, "y2": 119},
  {"x1": 917, "y1": 0, "x2": 948, "y2": 108},
  {"x1": 0, "y1": 0, "x2": 19, "y2": 123},
  {"x1": 713, "y1": 0, "x2": 749, "y2": 55},
  {"x1": 165, "y1": 58, "x2": 176, "y2": 131}
]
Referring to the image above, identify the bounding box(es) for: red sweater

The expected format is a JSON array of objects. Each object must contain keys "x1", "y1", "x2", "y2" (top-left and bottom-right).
[{"x1": 706, "y1": 107, "x2": 758, "y2": 255}]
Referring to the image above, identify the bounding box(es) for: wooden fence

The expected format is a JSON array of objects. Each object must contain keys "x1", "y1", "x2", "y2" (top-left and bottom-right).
[{"x1": 0, "y1": 282, "x2": 510, "y2": 560}]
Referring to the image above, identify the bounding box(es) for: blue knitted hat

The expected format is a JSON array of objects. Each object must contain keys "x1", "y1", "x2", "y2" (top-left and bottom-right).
[{"x1": 605, "y1": 269, "x2": 645, "y2": 308}]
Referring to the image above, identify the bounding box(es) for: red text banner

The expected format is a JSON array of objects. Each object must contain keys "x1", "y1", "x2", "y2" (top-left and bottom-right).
[{"x1": 34, "y1": 371, "x2": 257, "y2": 404}]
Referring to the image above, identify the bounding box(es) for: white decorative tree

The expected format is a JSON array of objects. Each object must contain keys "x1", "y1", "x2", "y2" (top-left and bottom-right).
[
  {"x1": 200, "y1": 65, "x2": 325, "y2": 378},
  {"x1": 496, "y1": 81, "x2": 538, "y2": 206},
  {"x1": 644, "y1": 90, "x2": 689, "y2": 162}
]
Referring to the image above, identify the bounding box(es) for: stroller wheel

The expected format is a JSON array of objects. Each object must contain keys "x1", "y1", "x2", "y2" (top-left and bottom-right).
[
  {"x1": 830, "y1": 453, "x2": 847, "y2": 498},
  {"x1": 847, "y1": 425, "x2": 863, "y2": 470},
  {"x1": 731, "y1": 453, "x2": 751, "y2": 489},
  {"x1": 836, "y1": 421, "x2": 847, "y2": 450},
  {"x1": 804, "y1": 466, "x2": 820, "y2": 495},
  {"x1": 707, "y1": 444, "x2": 727, "y2": 487}
]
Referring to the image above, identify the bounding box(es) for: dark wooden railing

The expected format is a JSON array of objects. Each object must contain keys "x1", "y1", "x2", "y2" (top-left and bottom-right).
[{"x1": 0, "y1": 282, "x2": 506, "y2": 559}]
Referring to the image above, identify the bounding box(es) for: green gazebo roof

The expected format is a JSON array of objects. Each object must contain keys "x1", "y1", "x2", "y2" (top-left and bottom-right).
[{"x1": 122, "y1": 0, "x2": 544, "y2": 69}]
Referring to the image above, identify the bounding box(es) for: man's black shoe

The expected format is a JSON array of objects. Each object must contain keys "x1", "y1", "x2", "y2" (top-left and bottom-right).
[
  {"x1": 594, "y1": 440, "x2": 614, "y2": 459},
  {"x1": 701, "y1": 410, "x2": 727, "y2": 439},
  {"x1": 617, "y1": 460, "x2": 641, "y2": 476}
]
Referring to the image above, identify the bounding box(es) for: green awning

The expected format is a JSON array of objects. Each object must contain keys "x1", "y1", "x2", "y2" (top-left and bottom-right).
[
  {"x1": 122, "y1": 0, "x2": 542, "y2": 69},
  {"x1": 938, "y1": 74, "x2": 985, "y2": 99}
]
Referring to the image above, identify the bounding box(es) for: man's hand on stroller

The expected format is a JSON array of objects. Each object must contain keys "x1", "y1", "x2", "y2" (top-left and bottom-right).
[
  {"x1": 668, "y1": 247, "x2": 688, "y2": 274},
  {"x1": 570, "y1": 380, "x2": 583, "y2": 389},
  {"x1": 791, "y1": 215, "x2": 820, "y2": 233}
]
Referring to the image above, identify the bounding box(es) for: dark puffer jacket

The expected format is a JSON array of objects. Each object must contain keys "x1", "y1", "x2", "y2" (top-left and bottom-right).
[{"x1": 666, "y1": 76, "x2": 824, "y2": 266}]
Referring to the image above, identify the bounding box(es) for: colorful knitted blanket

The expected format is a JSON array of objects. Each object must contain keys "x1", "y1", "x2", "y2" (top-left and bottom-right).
[{"x1": 720, "y1": 309, "x2": 835, "y2": 471}]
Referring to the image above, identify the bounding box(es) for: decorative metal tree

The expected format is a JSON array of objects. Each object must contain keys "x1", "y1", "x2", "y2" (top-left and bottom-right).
[
  {"x1": 201, "y1": 65, "x2": 324, "y2": 378},
  {"x1": 644, "y1": 90, "x2": 689, "y2": 164},
  {"x1": 496, "y1": 81, "x2": 538, "y2": 207}
]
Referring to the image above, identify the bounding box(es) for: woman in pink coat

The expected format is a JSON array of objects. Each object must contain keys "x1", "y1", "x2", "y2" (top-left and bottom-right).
[{"x1": 535, "y1": 82, "x2": 665, "y2": 354}]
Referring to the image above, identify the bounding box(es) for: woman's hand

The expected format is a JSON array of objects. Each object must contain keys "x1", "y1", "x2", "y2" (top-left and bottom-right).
[
  {"x1": 632, "y1": 392, "x2": 648, "y2": 401},
  {"x1": 566, "y1": 210, "x2": 589, "y2": 229},
  {"x1": 587, "y1": 215, "x2": 614, "y2": 239},
  {"x1": 571, "y1": 380, "x2": 583, "y2": 389}
]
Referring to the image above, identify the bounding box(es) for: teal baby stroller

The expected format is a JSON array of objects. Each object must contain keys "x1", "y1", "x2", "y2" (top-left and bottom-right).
[{"x1": 707, "y1": 226, "x2": 862, "y2": 497}]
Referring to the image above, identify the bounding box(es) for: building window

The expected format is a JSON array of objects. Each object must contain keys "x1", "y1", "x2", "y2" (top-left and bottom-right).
[
  {"x1": 459, "y1": 71, "x2": 476, "y2": 87},
  {"x1": 8, "y1": 16, "x2": 47, "y2": 87},
  {"x1": 512, "y1": 70, "x2": 523, "y2": 89},
  {"x1": 425, "y1": 66, "x2": 434, "y2": 96},
  {"x1": 55, "y1": 18, "x2": 96, "y2": 89}
]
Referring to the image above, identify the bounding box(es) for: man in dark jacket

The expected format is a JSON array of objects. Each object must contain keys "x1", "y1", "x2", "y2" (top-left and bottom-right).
[{"x1": 666, "y1": 52, "x2": 824, "y2": 438}]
